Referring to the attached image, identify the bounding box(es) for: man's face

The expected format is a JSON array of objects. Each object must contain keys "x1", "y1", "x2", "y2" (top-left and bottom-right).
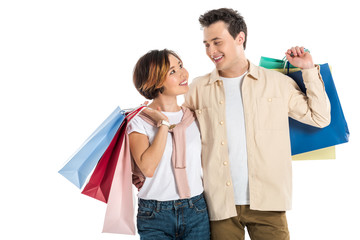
[{"x1": 203, "y1": 21, "x2": 243, "y2": 73}]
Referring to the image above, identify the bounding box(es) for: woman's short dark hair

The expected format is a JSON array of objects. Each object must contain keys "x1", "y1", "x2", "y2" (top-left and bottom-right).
[
  {"x1": 199, "y1": 8, "x2": 248, "y2": 49},
  {"x1": 133, "y1": 49, "x2": 182, "y2": 100}
]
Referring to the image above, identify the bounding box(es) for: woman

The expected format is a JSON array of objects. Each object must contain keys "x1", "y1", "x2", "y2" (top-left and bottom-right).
[{"x1": 127, "y1": 49, "x2": 210, "y2": 240}]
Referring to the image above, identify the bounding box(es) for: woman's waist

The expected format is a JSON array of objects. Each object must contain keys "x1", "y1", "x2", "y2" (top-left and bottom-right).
[{"x1": 138, "y1": 192, "x2": 205, "y2": 210}]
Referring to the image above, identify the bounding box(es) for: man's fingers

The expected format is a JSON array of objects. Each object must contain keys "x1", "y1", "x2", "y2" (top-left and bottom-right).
[
  {"x1": 288, "y1": 46, "x2": 305, "y2": 57},
  {"x1": 285, "y1": 52, "x2": 293, "y2": 61},
  {"x1": 135, "y1": 182, "x2": 144, "y2": 190},
  {"x1": 300, "y1": 46, "x2": 305, "y2": 54}
]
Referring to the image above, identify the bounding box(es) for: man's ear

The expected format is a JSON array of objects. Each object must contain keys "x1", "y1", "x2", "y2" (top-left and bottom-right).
[{"x1": 236, "y1": 31, "x2": 246, "y2": 48}]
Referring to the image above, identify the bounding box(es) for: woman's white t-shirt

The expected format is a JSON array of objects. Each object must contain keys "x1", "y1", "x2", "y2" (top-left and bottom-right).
[{"x1": 127, "y1": 109, "x2": 203, "y2": 201}]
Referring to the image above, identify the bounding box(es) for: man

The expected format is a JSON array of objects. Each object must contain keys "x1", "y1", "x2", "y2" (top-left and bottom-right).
[{"x1": 183, "y1": 8, "x2": 331, "y2": 240}]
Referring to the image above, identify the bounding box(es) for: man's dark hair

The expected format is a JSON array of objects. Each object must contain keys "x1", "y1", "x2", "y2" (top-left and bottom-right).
[{"x1": 199, "y1": 8, "x2": 248, "y2": 49}]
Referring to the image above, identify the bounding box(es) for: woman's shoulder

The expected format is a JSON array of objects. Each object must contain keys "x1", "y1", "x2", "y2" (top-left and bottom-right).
[{"x1": 127, "y1": 114, "x2": 154, "y2": 135}]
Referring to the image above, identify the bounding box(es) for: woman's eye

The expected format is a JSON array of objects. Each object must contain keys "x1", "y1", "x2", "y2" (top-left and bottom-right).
[
  {"x1": 179, "y1": 64, "x2": 183, "y2": 69},
  {"x1": 170, "y1": 70, "x2": 175, "y2": 75}
]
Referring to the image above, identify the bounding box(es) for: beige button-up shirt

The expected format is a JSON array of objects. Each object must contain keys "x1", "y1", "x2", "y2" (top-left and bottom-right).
[{"x1": 183, "y1": 61, "x2": 331, "y2": 221}]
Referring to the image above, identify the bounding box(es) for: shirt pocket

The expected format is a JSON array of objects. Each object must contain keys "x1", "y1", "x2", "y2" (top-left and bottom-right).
[{"x1": 256, "y1": 97, "x2": 287, "y2": 130}]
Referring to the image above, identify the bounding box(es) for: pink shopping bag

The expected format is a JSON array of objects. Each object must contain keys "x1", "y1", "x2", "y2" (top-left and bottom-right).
[{"x1": 102, "y1": 123, "x2": 136, "y2": 235}]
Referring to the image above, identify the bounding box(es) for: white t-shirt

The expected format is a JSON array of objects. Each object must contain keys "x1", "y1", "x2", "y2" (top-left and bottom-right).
[
  {"x1": 220, "y1": 71, "x2": 250, "y2": 205},
  {"x1": 127, "y1": 109, "x2": 203, "y2": 201}
]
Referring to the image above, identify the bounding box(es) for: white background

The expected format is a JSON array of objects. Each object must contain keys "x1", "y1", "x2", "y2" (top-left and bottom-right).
[{"x1": 1, "y1": 0, "x2": 359, "y2": 239}]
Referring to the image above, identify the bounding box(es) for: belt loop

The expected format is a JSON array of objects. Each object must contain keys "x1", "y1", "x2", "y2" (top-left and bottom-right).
[
  {"x1": 188, "y1": 198, "x2": 194, "y2": 208},
  {"x1": 156, "y1": 201, "x2": 161, "y2": 212}
]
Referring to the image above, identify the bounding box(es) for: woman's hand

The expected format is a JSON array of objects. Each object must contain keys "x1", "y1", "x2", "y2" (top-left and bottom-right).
[{"x1": 142, "y1": 106, "x2": 169, "y2": 123}]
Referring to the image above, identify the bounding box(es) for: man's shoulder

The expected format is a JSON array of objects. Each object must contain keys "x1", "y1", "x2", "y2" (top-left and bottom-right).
[
  {"x1": 189, "y1": 72, "x2": 212, "y2": 87},
  {"x1": 250, "y1": 64, "x2": 290, "y2": 84},
  {"x1": 254, "y1": 64, "x2": 286, "y2": 77}
]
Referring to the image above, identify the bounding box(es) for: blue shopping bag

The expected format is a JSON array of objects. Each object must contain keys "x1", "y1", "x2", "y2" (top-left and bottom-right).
[
  {"x1": 287, "y1": 64, "x2": 350, "y2": 155},
  {"x1": 59, "y1": 107, "x2": 125, "y2": 188}
]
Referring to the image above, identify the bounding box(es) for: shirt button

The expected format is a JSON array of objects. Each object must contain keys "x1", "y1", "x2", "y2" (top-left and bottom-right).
[
  {"x1": 226, "y1": 181, "x2": 231, "y2": 186},
  {"x1": 198, "y1": 110, "x2": 202, "y2": 114},
  {"x1": 221, "y1": 141, "x2": 225, "y2": 145},
  {"x1": 223, "y1": 161, "x2": 228, "y2": 166},
  {"x1": 220, "y1": 121, "x2": 224, "y2": 125},
  {"x1": 219, "y1": 100, "x2": 224, "y2": 104},
  {"x1": 268, "y1": 98, "x2": 272, "y2": 102}
]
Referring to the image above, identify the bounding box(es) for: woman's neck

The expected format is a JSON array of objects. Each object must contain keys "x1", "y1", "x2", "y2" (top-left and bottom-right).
[{"x1": 149, "y1": 96, "x2": 181, "y2": 112}]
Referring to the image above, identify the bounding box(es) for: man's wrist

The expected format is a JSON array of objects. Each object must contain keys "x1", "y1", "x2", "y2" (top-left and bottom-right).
[{"x1": 301, "y1": 63, "x2": 315, "y2": 69}]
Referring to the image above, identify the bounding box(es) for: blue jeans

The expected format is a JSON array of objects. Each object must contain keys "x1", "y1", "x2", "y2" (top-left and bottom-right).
[{"x1": 137, "y1": 193, "x2": 210, "y2": 240}]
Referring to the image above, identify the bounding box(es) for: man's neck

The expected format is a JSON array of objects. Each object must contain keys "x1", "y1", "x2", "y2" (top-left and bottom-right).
[{"x1": 219, "y1": 58, "x2": 249, "y2": 78}]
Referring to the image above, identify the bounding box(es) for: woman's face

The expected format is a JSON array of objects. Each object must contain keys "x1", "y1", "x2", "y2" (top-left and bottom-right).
[{"x1": 161, "y1": 54, "x2": 189, "y2": 96}]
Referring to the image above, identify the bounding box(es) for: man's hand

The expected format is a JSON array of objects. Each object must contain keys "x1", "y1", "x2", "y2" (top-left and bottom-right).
[
  {"x1": 132, "y1": 174, "x2": 144, "y2": 191},
  {"x1": 285, "y1": 46, "x2": 315, "y2": 69}
]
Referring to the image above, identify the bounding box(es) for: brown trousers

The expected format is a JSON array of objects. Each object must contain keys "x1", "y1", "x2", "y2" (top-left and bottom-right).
[{"x1": 210, "y1": 205, "x2": 290, "y2": 240}]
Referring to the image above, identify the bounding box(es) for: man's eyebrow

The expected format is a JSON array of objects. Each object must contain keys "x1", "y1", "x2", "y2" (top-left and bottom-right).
[{"x1": 203, "y1": 37, "x2": 221, "y2": 44}]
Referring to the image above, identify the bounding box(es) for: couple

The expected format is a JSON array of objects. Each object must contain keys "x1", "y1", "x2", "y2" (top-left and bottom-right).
[{"x1": 127, "y1": 8, "x2": 330, "y2": 240}]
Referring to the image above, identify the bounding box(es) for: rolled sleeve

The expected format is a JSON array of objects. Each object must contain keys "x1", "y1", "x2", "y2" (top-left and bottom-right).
[{"x1": 288, "y1": 65, "x2": 331, "y2": 128}]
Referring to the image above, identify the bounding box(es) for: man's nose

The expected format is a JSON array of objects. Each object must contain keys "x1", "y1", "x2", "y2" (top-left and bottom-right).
[{"x1": 208, "y1": 45, "x2": 217, "y2": 56}]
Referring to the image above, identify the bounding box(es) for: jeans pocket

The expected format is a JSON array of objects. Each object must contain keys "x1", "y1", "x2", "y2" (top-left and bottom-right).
[
  {"x1": 192, "y1": 197, "x2": 207, "y2": 213},
  {"x1": 137, "y1": 206, "x2": 155, "y2": 219}
]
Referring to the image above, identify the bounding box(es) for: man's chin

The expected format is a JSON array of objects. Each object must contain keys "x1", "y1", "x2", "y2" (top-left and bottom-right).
[
  {"x1": 214, "y1": 59, "x2": 227, "y2": 69},
  {"x1": 215, "y1": 64, "x2": 224, "y2": 71}
]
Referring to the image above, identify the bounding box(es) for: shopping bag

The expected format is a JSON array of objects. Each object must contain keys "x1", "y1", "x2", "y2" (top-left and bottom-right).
[
  {"x1": 287, "y1": 63, "x2": 349, "y2": 155},
  {"x1": 259, "y1": 57, "x2": 349, "y2": 156},
  {"x1": 260, "y1": 57, "x2": 336, "y2": 159},
  {"x1": 291, "y1": 146, "x2": 335, "y2": 160},
  {"x1": 80, "y1": 105, "x2": 147, "y2": 202},
  {"x1": 102, "y1": 120, "x2": 136, "y2": 235},
  {"x1": 260, "y1": 56, "x2": 299, "y2": 70},
  {"x1": 81, "y1": 119, "x2": 127, "y2": 203},
  {"x1": 259, "y1": 57, "x2": 336, "y2": 160},
  {"x1": 58, "y1": 107, "x2": 125, "y2": 188}
]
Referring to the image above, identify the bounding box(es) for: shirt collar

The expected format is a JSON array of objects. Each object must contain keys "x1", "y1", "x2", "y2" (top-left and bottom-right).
[{"x1": 208, "y1": 60, "x2": 259, "y2": 84}]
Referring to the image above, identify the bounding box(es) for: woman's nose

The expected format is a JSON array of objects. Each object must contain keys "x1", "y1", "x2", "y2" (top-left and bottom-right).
[{"x1": 180, "y1": 68, "x2": 188, "y2": 78}]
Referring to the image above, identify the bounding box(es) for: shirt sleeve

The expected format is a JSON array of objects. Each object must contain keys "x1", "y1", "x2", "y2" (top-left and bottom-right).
[
  {"x1": 287, "y1": 65, "x2": 331, "y2": 128},
  {"x1": 183, "y1": 79, "x2": 197, "y2": 110},
  {"x1": 127, "y1": 115, "x2": 147, "y2": 135}
]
